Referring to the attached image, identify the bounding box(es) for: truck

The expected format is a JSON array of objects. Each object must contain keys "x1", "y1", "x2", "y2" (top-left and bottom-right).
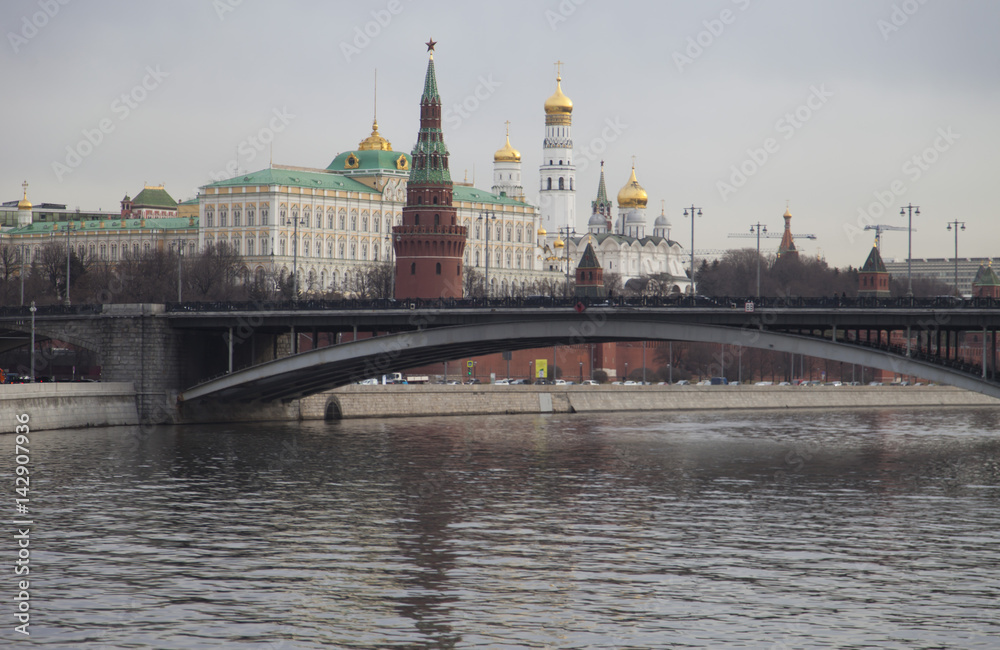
[{"x1": 383, "y1": 373, "x2": 430, "y2": 384}]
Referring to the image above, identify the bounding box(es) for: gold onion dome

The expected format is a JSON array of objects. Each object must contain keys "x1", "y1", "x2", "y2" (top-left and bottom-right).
[
  {"x1": 544, "y1": 75, "x2": 573, "y2": 114},
  {"x1": 617, "y1": 166, "x2": 648, "y2": 209},
  {"x1": 537, "y1": 227, "x2": 547, "y2": 236},
  {"x1": 553, "y1": 238, "x2": 565, "y2": 248},
  {"x1": 17, "y1": 196, "x2": 32, "y2": 210},
  {"x1": 357, "y1": 119, "x2": 392, "y2": 151},
  {"x1": 493, "y1": 134, "x2": 521, "y2": 163}
]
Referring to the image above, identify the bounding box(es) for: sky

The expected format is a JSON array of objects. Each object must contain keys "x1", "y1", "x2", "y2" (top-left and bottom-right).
[{"x1": 3, "y1": 0, "x2": 998, "y2": 268}]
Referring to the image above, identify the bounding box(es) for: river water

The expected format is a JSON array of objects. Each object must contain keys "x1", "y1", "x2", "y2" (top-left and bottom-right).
[{"x1": 8, "y1": 407, "x2": 1000, "y2": 648}]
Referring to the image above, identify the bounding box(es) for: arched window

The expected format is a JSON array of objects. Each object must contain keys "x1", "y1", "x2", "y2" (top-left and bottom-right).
[
  {"x1": 351, "y1": 212, "x2": 357, "y2": 230},
  {"x1": 547, "y1": 178, "x2": 552, "y2": 190},
  {"x1": 434, "y1": 214, "x2": 440, "y2": 226},
  {"x1": 435, "y1": 262, "x2": 441, "y2": 275},
  {"x1": 338, "y1": 242, "x2": 345, "y2": 258},
  {"x1": 233, "y1": 207, "x2": 241, "y2": 226},
  {"x1": 362, "y1": 215, "x2": 368, "y2": 231},
  {"x1": 247, "y1": 239, "x2": 254, "y2": 256},
  {"x1": 410, "y1": 262, "x2": 416, "y2": 275},
  {"x1": 373, "y1": 216, "x2": 380, "y2": 232},
  {"x1": 506, "y1": 225, "x2": 512, "y2": 241},
  {"x1": 350, "y1": 242, "x2": 356, "y2": 259},
  {"x1": 559, "y1": 177, "x2": 565, "y2": 190},
  {"x1": 247, "y1": 206, "x2": 255, "y2": 226},
  {"x1": 339, "y1": 212, "x2": 345, "y2": 230},
  {"x1": 516, "y1": 226, "x2": 522, "y2": 242},
  {"x1": 373, "y1": 245, "x2": 379, "y2": 261},
  {"x1": 261, "y1": 207, "x2": 269, "y2": 225},
  {"x1": 328, "y1": 209, "x2": 334, "y2": 229}
]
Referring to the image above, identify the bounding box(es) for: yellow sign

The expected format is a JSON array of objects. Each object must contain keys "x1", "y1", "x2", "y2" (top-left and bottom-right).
[{"x1": 535, "y1": 359, "x2": 547, "y2": 378}]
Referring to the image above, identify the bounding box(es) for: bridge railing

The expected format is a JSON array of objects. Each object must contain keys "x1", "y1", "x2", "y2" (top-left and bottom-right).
[{"x1": 4, "y1": 295, "x2": 996, "y2": 317}]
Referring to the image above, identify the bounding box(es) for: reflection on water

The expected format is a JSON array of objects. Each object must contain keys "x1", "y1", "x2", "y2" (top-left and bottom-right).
[{"x1": 11, "y1": 407, "x2": 1000, "y2": 648}]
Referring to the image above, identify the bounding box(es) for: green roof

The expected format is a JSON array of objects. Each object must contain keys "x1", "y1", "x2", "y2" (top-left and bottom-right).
[
  {"x1": 202, "y1": 167, "x2": 376, "y2": 194},
  {"x1": 453, "y1": 185, "x2": 532, "y2": 208},
  {"x1": 179, "y1": 197, "x2": 199, "y2": 206},
  {"x1": 421, "y1": 56, "x2": 440, "y2": 103},
  {"x1": 972, "y1": 263, "x2": 1000, "y2": 287},
  {"x1": 861, "y1": 245, "x2": 887, "y2": 273},
  {"x1": 326, "y1": 150, "x2": 411, "y2": 173},
  {"x1": 7, "y1": 216, "x2": 197, "y2": 235},
  {"x1": 577, "y1": 242, "x2": 601, "y2": 269},
  {"x1": 131, "y1": 186, "x2": 177, "y2": 209},
  {"x1": 574, "y1": 233, "x2": 679, "y2": 247}
]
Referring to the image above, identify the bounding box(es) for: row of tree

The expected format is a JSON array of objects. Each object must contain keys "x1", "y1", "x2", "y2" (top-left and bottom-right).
[{"x1": 0, "y1": 243, "x2": 953, "y2": 307}]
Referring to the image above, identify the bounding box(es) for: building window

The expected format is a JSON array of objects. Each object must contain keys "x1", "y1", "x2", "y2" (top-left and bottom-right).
[
  {"x1": 339, "y1": 242, "x2": 345, "y2": 258},
  {"x1": 350, "y1": 242, "x2": 356, "y2": 259},
  {"x1": 351, "y1": 213, "x2": 357, "y2": 230},
  {"x1": 559, "y1": 177, "x2": 565, "y2": 190},
  {"x1": 247, "y1": 207, "x2": 255, "y2": 226},
  {"x1": 362, "y1": 215, "x2": 368, "y2": 231},
  {"x1": 436, "y1": 262, "x2": 441, "y2": 275},
  {"x1": 100, "y1": 244, "x2": 107, "y2": 260},
  {"x1": 410, "y1": 262, "x2": 416, "y2": 275},
  {"x1": 373, "y1": 216, "x2": 380, "y2": 232},
  {"x1": 247, "y1": 239, "x2": 254, "y2": 256},
  {"x1": 261, "y1": 208, "x2": 269, "y2": 225},
  {"x1": 547, "y1": 178, "x2": 552, "y2": 190},
  {"x1": 328, "y1": 210, "x2": 334, "y2": 229},
  {"x1": 206, "y1": 210, "x2": 214, "y2": 227},
  {"x1": 373, "y1": 245, "x2": 379, "y2": 261},
  {"x1": 233, "y1": 208, "x2": 241, "y2": 226},
  {"x1": 506, "y1": 225, "x2": 512, "y2": 241},
  {"x1": 111, "y1": 244, "x2": 117, "y2": 260},
  {"x1": 339, "y1": 213, "x2": 345, "y2": 230}
]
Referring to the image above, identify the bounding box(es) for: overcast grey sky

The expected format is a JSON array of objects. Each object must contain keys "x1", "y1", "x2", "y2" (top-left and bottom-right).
[{"x1": 4, "y1": 0, "x2": 998, "y2": 267}]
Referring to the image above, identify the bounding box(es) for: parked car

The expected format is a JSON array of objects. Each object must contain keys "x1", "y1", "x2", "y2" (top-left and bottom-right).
[
  {"x1": 675, "y1": 380, "x2": 691, "y2": 386},
  {"x1": 580, "y1": 379, "x2": 599, "y2": 386},
  {"x1": 510, "y1": 378, "x2": 530, "y2": 385},
  {"x1": 493, "y1": 379, "x2": 510, "y2": 385},
  {"x1": 465, "y1": 378, "x2": 481, "y2": 385},
  {"x1": 533, "y1": 378, "x2": 554, "y2": 385},
  {"x1": 554, "y1": 379, "x2": 567, "y2": 386}
]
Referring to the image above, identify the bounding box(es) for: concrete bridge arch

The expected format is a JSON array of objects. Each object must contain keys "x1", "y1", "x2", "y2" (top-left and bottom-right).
[{"x1": 180, "y1": 317, "x2": 1000, "y2": 403}]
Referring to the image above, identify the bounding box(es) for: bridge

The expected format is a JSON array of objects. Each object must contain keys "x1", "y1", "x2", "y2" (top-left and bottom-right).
[{"x1": 1, "y1": 297, "x2": 997, "y2": 418}]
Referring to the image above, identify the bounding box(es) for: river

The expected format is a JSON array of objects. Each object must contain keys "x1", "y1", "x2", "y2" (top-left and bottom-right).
[{"x1": 8, "y1": 407, "x2": 1000, "y2": 648}]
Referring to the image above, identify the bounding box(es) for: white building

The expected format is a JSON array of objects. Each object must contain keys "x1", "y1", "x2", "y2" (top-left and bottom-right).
[{"x1": 538, "y1": 68, "x2": 576, "y2": 242}]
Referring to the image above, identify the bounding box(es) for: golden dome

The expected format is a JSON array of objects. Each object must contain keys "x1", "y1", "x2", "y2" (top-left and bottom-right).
[
  {"x1": 544, "y1": 75, "x2": 573, "y2": 115},
  {"x1": 17, "y1": 182, "x2": 31, "y2": 211},
  {"x1": 617, "y1": 165, "x2": 648, "y2": 209},
  {"x1": 784, "y1": 207, "x2": 792, "y2": 217},
  {"x1": 494, "y1": 134, "x2": 520, "y2": 163},
  {"x1": 537, "y1": 227, "x2": 547, "y2": 236},
  {"x1": 357, "y1": 119, "x2": 392, "y2": 151},
  {"x1": 553, "y1": 238, "x2": 565, "y2": 248}
]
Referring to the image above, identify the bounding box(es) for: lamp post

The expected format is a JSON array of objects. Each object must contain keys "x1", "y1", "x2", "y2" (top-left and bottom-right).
[
  {"x1": 172, "y1": 238, "x2": 186, "y2": 302},
  {"x1": 291, "y1": 214, "x2": 306, "y2": 301},
  {"x1": 749, "y1": 222, "x2": 767, "y2": 298},
  {"x1": 29, "y1": 301, "x2": 36, "y2": 382},
  {"x1": 557, "y1": 225, "x2": 576, "y2": 298},
  {"x1": 946, "y1": 220, "x2": 966, "y2": 297},
  {"x1": 899, "y1": 203, "x2": 920, "y2": 297},
  {"x1": 625, "y1": 361, "x2": 629, "y2": 382},
  {"x1": 19, "y1": 244, "x2": 26, "y2": 307},
  {"x1": 478, "y1": 211, "x2": 495, "y2": 298},
  {"x1": 683, "y1": 205, "x2": 702, "y2": 295},
  {"x1": 64, "y1": 222, "x2": 74, "y2": 306}
]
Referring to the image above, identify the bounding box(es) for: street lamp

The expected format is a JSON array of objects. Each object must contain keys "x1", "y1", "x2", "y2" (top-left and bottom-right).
[
  {"x1": 749, "y1": 222, "x2": 767, "y2": 298},
  {"x1": 946, "y1": 220, "x2": 966, "y2": 297},
  {"x1": 19, "y1": 244, "x2": 26, "y2": 307},
  {"x1": 478, "y1": 210, "x2": 496, "y2": 298},
  {"x1": 64, "y1": 222, "x2": 75, "y2": 306},
  {"x1": 172, "y1": 238, "x2": 186, "y2": 302},
  {"x1": 291, "y1": 213, "x2": 306, "y2": 300},
  {"x1": 29, "y1": 301, "x2": 36, "y2": 382},
  {"x1": 557, "y1": 225, "x2": 576, "y2": 298},
  {"x1": 683, "y1": 205, "x2": 702, "y2": 295},
  {"x1": 899, "y1": 203, "x2": 920, "y2": 297},
  {"x1": 624, "y1": 361, "x2": 629, "y2": 382},
  {"x1": 579, "y1": 361, "x2": 583, "y2": 383}
]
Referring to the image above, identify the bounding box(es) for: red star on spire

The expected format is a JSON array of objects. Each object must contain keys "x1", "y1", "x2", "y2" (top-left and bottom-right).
[{"x1": 425, "y1": 38, "x2": 437, "y2": 53}]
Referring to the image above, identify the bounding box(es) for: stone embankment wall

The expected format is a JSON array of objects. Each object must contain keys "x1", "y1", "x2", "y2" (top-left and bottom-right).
[
  {"x1": 0, "y1": 382, "x2": 138, "y2": 431},
  {"x1": 301, "y1": 384, "x2": 1000, "y2": 421}
]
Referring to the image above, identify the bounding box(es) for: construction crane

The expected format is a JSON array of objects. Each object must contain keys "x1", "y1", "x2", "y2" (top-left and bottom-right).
[
  {"x1": 863, "y1": 224, "x2": 913, "y2": 251},
  {"x1": 726, "y1": 231, "x2": 817, "y2": 241}
]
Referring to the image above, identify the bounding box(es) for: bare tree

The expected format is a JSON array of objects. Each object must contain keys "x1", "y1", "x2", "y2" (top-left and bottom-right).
[
  {"x1": 188, "y1": 242, "x2": 243, "y2": 300},
  {"x1": 351, "y1": 261, "x2": 394, "y2": 299}
]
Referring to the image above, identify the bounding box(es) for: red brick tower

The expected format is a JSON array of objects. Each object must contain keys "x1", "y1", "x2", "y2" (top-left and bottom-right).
[
  {"x1": 393, "y1": 39, "x2": 467, "y2": 300},
  {"x1": 858, "y1": 241, "x2": 891, "y2": 298}
]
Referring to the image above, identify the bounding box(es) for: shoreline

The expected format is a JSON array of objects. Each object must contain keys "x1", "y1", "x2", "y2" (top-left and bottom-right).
[
  {"x1": 4, "y1": 383, "x2": 999, "y2": 431},
  {"x1": 303, "y1": 384, "x2": 1000, "y2": 422}
]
